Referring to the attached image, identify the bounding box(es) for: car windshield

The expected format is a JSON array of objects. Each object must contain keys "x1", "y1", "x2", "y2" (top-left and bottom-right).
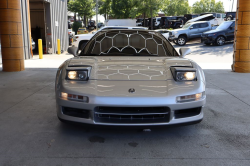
[
  {"x1": 217, "y1": 21, "x2": 233, "y2": 30},
  {"x1": 80, "y1": 30, "x2": 178, "y2": 57},
  {"x1": 183, "y1": 23, "x2": 191, "y2": 29}
]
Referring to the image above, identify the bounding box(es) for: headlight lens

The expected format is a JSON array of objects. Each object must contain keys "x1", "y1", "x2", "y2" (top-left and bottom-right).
[
  {"x1": 66, "y1": 70, "x2": 88, "y2": 80},
  {"x1": 176, "y1": 92, "x2": 205, "y2": 103},
  {"x1": 173, "y1": 31, "x2": 178, "y2": 34},
  {"x1": 176, "y1": 72, "x2": 196, "y2": 81},
  {"x1": 171, "y1": 67, "x2": 197, "y2": 81}
]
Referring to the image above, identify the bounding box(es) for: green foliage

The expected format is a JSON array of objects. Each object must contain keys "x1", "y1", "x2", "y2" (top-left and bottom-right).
[
  {"x1": 68, "y1": 0, "x2": 95, "y2": 25},
  {"x1": 99, "y1": 0, "x2": 112, "y2": 20},
  {"x1": 72, "y1": 21, "x2": 82, "y2": 35},
  {"x1": 192, "y1": 0, "x2": 224, "y2": 13},
  {"x1": 130, "y1": 0, "x2": 163, "y2": 18},
  {"x1": 111, "y1": 0, "x2": 137, "y2": 19},
  {"x1": 162, "y1": 0, "x2": 191, "y2": 16}
]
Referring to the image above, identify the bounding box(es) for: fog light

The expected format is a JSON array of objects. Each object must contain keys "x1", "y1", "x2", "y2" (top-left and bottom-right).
[{"x1": 176, "y1": 92, "x2": 205, "y2": 103}]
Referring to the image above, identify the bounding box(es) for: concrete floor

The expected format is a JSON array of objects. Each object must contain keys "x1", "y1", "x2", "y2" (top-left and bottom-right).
[{"x1": 0, "y1": 43, "x2": 250, "y2": 165}]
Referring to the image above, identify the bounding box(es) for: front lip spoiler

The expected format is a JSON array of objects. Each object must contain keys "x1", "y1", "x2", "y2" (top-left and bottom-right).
[{"x1": 58, "y1": 117, "x2": 203, "y2": 129}]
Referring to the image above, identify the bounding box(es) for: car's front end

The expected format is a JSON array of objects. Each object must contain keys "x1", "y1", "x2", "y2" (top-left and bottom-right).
[
  {"x1": 201, "y1": 32, "x2": 219, "y2": 44},
  {"x1": 57, "y1": 29, "x2": 206, "y2": 127}
]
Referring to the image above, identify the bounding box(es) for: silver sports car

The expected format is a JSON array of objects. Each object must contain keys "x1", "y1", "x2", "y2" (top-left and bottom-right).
[{"x1": 55, "y1": 29, "x2": 206, "y2": 126}]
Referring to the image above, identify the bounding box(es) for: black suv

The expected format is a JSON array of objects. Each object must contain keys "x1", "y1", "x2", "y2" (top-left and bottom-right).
[
  {"x1": 87, "y1": 20, "x2": 96, "y2": 29},
  {"x1": 168, "y1": 17, "x2": 185, "y2": 29},
  {"x1": 201, "y1": 21, "x2": 235, "y2": 46},
  {"x1": 159, "y1": 16, "x2": 180, "y2": 29},
  {"x1": 225, "y1": 12, "x2": 236, "y2": 21}
]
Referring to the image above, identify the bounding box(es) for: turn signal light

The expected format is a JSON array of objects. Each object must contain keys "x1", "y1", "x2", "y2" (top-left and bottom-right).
[{"x1": 60, "y1": 92, "x2": 89, "y2": 102}]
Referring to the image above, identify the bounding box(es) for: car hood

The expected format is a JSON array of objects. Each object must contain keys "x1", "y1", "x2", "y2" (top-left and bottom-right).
[
  {"x1": 203, "y1": 28, "x2": 226, "y2": 34},
  {"x1": 67, "y1": 56, "x2": 193, "y2": 81}
]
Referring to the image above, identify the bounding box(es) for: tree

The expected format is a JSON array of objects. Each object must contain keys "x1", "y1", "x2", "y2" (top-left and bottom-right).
[
  {"x1": 192, "y1": 0, "x2": 224, "y2": 14},
  {"x1": 99, "y1": 0, "x2": 112, "y2": 20},
  {"x1": 68, "y1": 0, "x2": 79, "y2": 22},
  {"x1": 68, "y1": 0, "x2": 95, "y2": 26},
  {"x1": 111, "y1": 0, "x2": 137, "y2": 19},
  {"x1": 130, "y1": 0, "x2": 163, "y2": 28},
  {"x1": 162, "y1": 0, "x2": 191, "y2": 16}
]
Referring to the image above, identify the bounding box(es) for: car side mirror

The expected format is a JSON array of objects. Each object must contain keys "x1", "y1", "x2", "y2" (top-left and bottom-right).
[
  {"x1": 67, "y1": 47, "x2": 78, "y2": 57},
  {"x1": 179, "y1": 48, "x2": 191, "y2": 58},
  {"x1": 230, "y1": 27, "x2": 234, "y2": 30},
  {"x1": 189, "y1": 26, "x2": 193, "y2": 29}
]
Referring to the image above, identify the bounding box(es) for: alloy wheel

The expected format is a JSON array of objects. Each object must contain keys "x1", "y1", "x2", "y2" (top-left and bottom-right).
[
  {"x1": 217, "y1": 37, "x2": 225, "y2": 46},
  {"x1": 178, "y1": 38, "x2": 185, "y2": 45}
]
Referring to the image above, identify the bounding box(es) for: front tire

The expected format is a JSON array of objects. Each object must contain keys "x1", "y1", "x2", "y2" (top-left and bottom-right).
[
  {"x1": 216, "y1": 36, "x2": 225, "y2": 46},
  {"x1": 177, "y1": 36, "x2": 187, "y2": 46}
]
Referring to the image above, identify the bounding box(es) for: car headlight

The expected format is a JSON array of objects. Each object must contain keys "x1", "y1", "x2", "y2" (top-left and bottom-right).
[
  {"x1": 170, "y1": 67, "x2": 197, "y2": 81},
  {"x1": 173, "y1": 31, "x2": 178, "y2": 34},
  {"x1": 66, "y1": 70, "x2": 88, "y2": 80},
  {"x1": 176, "y1": 92, "x2": 205, "y2": 103}
]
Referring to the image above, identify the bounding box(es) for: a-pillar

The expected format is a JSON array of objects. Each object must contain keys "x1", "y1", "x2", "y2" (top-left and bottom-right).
[
  {"x1": 233, "y1": 0, "x2": 250, "y2": 73},
  {"x1": 0, "y1": 0, "x2": 25, "y2": 72}
]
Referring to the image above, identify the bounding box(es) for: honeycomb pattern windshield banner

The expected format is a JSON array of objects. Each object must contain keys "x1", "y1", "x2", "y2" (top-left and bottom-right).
[{"x1": 88, "y1": 31, "x2": 172, "y2": 56}]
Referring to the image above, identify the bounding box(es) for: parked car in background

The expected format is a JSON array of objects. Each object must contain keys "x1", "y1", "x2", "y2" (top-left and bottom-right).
[
  {"x1": 136, "y1": 18, "x2": 143, "y2": 26},
  {"x1": 168, "y1": 17, "x2": 185, "y2": 29},
  {"x1": 147, "y1": 17, "x2": 156, "y2": 29},
  {"x1": 201, "y1": 20, "x2": 235, "y2": 46},
  {"x1": 73, "y1": 26, "x2": 148, "y2": 51},
  {"x1": 59, "y1": 29, "x2": 206, "y2": 126},
  {"x1": 154, "y1": 17, "x2": 161, "y2": 29},
  {"x1": 68, "y1": 29, "x2": 75, "y2": 37},
  {"x1": 77, "y1": 27, "x2": 88, "y2": 34},
  {"x1": 200, "y1": 13, "x2": 225, "y2": 25},
  {"x1": 97, "y1": 22, "x2": 104, "y2": 28},
  {"x1": 184, "y1": 14, "x2": 199, "y2": 23},
  {"x1": 68, "y1": 29, "x2": 75, "y2": 46},
  {"x1": 154, "y1": 29, "x2": 170, "y2": 39},
  {"x1": 224, "y1": 12, "x2": 236, "y2": 21},
  {"x1": 105, "y1": 19, "x2": 136, "y2": 26},
  {"x1": 169, "y1": 21, "x2": 214, "y2": 46},
  {"x1": 159, "y1": 16, "x2": 180, "y2": 29},
  {"x1": 87, "y1": 20, "x2": 96, "y2": 29}
]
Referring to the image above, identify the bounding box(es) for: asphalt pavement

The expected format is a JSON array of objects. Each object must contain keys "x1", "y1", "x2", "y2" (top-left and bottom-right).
[{"x1": 0, "y1": 42, "x2": 250, "y2": 166}]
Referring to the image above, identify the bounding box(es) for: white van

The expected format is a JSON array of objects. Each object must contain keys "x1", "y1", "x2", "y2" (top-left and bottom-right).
[{"x1": 105, "y1": 19, "x2": 136, "y2": 27}]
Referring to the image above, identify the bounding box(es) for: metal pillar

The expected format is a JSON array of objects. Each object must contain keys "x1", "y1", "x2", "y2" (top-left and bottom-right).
[
  {"x1": 0, "y1": 0, "x2": 25, "y2": 71},
  {"x1": 232, "y1": 0, "x2": 250, "y2": 73}
]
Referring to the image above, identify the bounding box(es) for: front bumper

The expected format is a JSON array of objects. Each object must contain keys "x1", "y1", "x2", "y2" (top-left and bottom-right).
[
  {"x1": 168, "y1": 36, "x2": 178, "y2": 42},
  {"x1": 56, "y1": 95, "x2": 205, "y2": 126},
  {"x1": 201, "y1": 36, "x2": 216, "y2": 44}
]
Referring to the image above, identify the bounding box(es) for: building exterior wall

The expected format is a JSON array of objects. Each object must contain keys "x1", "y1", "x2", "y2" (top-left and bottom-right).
[
  {"x1": 21, "y1": 0, "x2": 68, "y2": 59},
  {"x1": 46, "y1": 0, "x2": 68, "y2": 54}
]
